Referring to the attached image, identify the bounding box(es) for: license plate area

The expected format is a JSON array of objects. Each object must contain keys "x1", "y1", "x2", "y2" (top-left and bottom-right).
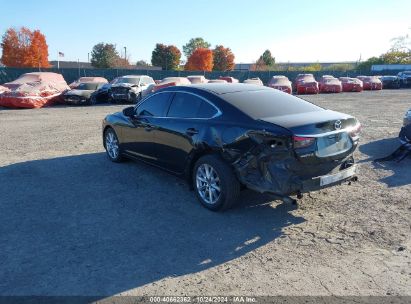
[
  {"x1": 315, "y1": 132, "x2": 352, "y2": 157},
  {"x1": 320, "y1": 165, "x2": 356, "y2": 186}
]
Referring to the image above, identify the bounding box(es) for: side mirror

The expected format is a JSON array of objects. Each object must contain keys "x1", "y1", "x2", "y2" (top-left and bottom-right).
[{"x1": 123, "y1": 106, "x2": 135, "y2": 117}]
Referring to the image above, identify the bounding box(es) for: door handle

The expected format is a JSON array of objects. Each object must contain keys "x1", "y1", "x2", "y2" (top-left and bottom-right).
[{"x1": 186, "y1": 128, "x2": 199, "y2": 136}]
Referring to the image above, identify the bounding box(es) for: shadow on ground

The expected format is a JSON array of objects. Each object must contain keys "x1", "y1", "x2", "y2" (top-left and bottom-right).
[
  {"x1": 360, "y1": 137, "x2": 411, "y2": 187},
  {"x1": 0, "y1": 153, "x2": 304, "y2": 296}
]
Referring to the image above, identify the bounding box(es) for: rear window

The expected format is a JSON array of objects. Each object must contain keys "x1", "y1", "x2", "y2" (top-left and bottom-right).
[{"x1": 222, "y1": 89, "x2": 323, "y2": 119}]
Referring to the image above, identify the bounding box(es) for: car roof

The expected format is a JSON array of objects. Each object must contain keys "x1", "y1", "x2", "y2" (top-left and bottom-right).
[{"x1": 188, "y1": 83, "x2": 271, "y2": 95}]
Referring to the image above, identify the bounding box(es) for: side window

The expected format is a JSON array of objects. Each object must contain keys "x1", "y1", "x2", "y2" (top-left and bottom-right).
[
  {"x1": 136, "y1": 92, "x2": 171, "y2": 117},
  {"x1": 167, "y1": 93, "x2": 202, "y2": 118},
  {"x1": 167, "y1": 92, "x2": 218, "y2": 119},
  {"x1": 197, "y1": 101, "x2": 218, "y2": 118}
]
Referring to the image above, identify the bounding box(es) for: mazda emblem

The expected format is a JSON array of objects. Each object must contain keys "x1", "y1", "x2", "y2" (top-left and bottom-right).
[{"x1": 334, "y1": 120, "x2": 342, "y2": 130}]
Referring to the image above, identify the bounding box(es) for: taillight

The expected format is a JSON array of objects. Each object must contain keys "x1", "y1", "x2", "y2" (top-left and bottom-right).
[
  {"x1": 349, "y1": 123, "x2": 362, "y2": 138},
  {"x1": 293, "y1": 136, "x2": 316, "y2": 149}
]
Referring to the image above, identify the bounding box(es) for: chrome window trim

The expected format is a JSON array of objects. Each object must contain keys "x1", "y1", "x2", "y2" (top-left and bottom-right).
[{"x1": 135, "y1": 90, "x2": 222, "y2": 120}]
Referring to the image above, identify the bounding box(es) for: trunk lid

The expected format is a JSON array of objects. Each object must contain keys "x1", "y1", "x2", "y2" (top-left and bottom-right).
[{"x1": 261, "y1": 110, "x2": 359, "y2": 162}]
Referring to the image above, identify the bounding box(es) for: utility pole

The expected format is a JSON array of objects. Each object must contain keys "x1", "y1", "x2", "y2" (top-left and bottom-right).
[
  {"x1": 78, "y1": 59, "x2": 80, "y2": 78},
  {"x1": 124, "y1": 47, "x2": 127, "y2": 67},
  {"x1": 88, "y1": 53, "x2": 90, "y2": 63}
]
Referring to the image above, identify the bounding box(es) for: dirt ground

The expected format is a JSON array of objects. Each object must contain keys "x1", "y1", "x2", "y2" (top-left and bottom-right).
[{"x1": 0, "y1": 89, "x2": 410, "y2": 298}]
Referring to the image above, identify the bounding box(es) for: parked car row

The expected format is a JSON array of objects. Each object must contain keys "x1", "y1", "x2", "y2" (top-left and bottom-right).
[{"x1": 1, "y1": 71, "x2": 410, "y2": 108}]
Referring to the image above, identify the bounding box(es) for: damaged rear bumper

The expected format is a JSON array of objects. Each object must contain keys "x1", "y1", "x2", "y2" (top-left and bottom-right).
[{"x1": 300, "y1": 164, "x2": 357, "y2": 193}]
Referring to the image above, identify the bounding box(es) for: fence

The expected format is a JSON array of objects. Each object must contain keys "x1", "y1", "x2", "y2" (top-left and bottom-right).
[{"x1": 0, "y1": 67, "x2": 404, "y2": 85}]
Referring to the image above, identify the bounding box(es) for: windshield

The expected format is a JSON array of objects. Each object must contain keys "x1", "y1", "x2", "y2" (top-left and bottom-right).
[
  {"x1": 118, "y1": 77, "x2": 140, "y2": 84},
  {"x1": 76, "y1": 83, "x2": 99, "y2": 90},
  {"x1": 222, "y1": 89, "x2": 323, "y2": 119},
  {"x1": 270, "y1": 77, "x2": 289, "y2": 85}
]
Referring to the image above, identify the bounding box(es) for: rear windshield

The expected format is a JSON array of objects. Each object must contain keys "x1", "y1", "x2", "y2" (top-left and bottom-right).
[{"x1": 222, "y1": 89, "x2": 323, "y2": 119}]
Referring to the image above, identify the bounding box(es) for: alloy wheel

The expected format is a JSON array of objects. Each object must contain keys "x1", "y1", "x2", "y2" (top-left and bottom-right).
[
  {"x1": 105, "y1": 130, "x2": 119, "y2": 159},
  {"x1": 196, "y1": 164, "x2": 221, "y2": 205}
]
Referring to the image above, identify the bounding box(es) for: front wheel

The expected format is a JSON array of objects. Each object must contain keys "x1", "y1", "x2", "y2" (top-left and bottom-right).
[
  {"x1": 193, "y1": 155, "x2": 240, "y2": 211},
  {"x1": 104, "y1": 128, "x2": 123, "y2": 162}
]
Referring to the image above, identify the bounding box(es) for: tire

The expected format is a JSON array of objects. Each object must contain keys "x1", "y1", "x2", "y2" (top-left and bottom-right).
[
  {"x1": 104, "y1": 128, "x2": 123, "y2": 162},
  {"x1": 90, "y1": 95, "x2": 97, "y2": 105},
  {"x1": 193, "y1": 155, "x2": 240, "y2": 211}
]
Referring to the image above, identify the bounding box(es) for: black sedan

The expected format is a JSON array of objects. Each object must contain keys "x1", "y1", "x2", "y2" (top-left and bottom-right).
[
  {"x1": 380, "y1": 76, "x2": 400, "y2": 89},
  {"x1": 63, "y1": 82, "x2": 106, "y2": 105},
  {"x1": 102, "y1": 84, "x2": 361, "y2": 211}
]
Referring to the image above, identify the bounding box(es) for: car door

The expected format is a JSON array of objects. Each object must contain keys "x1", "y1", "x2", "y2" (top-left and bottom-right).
[
  {"x1": 121, "y1": 92, "x2": 173, "y2": 164},
  {"x1": 154, "y1": 92, "x2": 220, "y2": 174}
]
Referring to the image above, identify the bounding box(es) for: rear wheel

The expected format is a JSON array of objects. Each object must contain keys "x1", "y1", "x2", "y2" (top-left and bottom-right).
[
  {"x1": 193, "y1": 155, "x2": 240, "y2": 211},
  {"x1": 104, "y1": 128, "x2": 123, "y2": 162},
  {"x1": 90, "y1": 95, "x2": 97, "y2": 105}
]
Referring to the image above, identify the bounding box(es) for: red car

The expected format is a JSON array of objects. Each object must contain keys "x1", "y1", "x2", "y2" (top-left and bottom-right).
[
  {"x1": 295, "y1": 74, "x2": 319, "y2": 94},
  {"x1": 219, "y1": 76, "x2": 239, "y2": 83},
  {"x1": 0, "y1": 72, "x2": 70, "y2": 109},
  {"x1": 268, "y1": 76, "x2": 292, "y2": 94},
  {"x1": 339, "y1": 77, "x2": 363, "y2": 92},
  {"x1": 356, "y1": 76, "x2": 382, "y2": 90},
  {"x1": 152, "y1": 77, "x2": 191, "y2": 92},
  {"x1": 318, "y1": 75, "x2": 342, "y2": 93}
]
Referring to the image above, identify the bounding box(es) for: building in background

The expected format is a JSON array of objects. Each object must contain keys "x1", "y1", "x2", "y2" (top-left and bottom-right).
[{"x1": 371, "y1": 64, "x2": 411, "y2": 72}]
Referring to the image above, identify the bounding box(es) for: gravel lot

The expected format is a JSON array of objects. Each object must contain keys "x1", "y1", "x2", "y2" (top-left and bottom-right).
[{"x1": 0, "y1": 89, "x2": 410, "y2": 297}]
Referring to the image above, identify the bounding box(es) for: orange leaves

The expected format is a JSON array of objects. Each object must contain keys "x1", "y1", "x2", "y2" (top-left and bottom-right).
[
  {"x1": 212, "y1": 45, "x2": 235, "y2": 71},
  {"x1": 1, "y1": 27, "x2": 50, "y2": 68},
  {"x1": 185, "y1": 48, "x2": 213, "y2": 71}
]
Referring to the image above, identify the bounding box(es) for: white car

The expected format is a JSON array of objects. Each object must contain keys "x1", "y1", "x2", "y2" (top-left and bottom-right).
[
  {"x1": 187, "y1": 75, "x2": 208, "y2": 84},
  {"x1": 110, "y1": 75, "x2": 155, "y2": 103}
]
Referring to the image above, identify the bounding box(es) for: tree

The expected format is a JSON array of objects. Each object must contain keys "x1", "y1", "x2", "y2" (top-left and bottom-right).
[
  {"x1": 136, "y1": 60, "x2": 149, "y2": 67},
  {"x1": 182, "y1": 37, "x2": 211, "y2": 58},
  {"x1": 380, "y1": 50, "x2": 411, "y2": 64},
  {"x1": 151, "y1": 43, "x2": 181, "y2": 70},
  {"x1": 185, "y1": 48, "x2": 213, "y2": 71},
  {"x1": 259, "y1": 49, "x2": 275, "y2": 66},
  {"x1": 212, "y1": 45, "x2": 235, "y2": 71},
  {"x1": 1, "y1": 27, "x2": 50, "y2": 68},
  {"x1": 90, "y1": 43, "x2": 121, "y2": 68},
  {"x1": 26, "y1": 30, "x2": 50, "y2": 68},
  {"x1": 356, "y1": 56, "x2": 383, "y2": 72}
]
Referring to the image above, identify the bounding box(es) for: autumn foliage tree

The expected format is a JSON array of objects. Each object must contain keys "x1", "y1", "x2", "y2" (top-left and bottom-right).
[
  {"x1": 151, "y1": 43, "x2": 181, "y2": 70},
  {"x1": 212, "y1": 45, "x2": 235, "y2": 71},
  {"x1": 185, "y1": 48, "x2": 213, "y2": 71},
  {"x1": 1, "y1": 27, "x2": 50, "y2": 68}
]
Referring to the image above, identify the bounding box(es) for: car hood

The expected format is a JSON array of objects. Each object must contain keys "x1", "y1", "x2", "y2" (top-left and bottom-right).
[
  {"x1": 260, "y1": 109, "x2": 354, "y2": 132},
  {"x1": 64, "y1": 90, "x2": 94, "y2": 98}
]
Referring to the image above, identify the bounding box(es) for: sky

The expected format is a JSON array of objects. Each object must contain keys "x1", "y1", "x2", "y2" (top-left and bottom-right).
[{"x1": 0, "y1": 0, "x2": 410, "y2": 64}]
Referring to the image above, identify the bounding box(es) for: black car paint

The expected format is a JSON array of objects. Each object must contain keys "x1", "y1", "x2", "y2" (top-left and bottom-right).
[
  {"x1": 64, "y1": 83, "x2": 106, "y2": 105},
  {"x1": 103, "y1": 85, "x2": 359, "y2": 197},
  {"x1": 381, "y1": 76, "x2": 401, "y2": 89}
]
